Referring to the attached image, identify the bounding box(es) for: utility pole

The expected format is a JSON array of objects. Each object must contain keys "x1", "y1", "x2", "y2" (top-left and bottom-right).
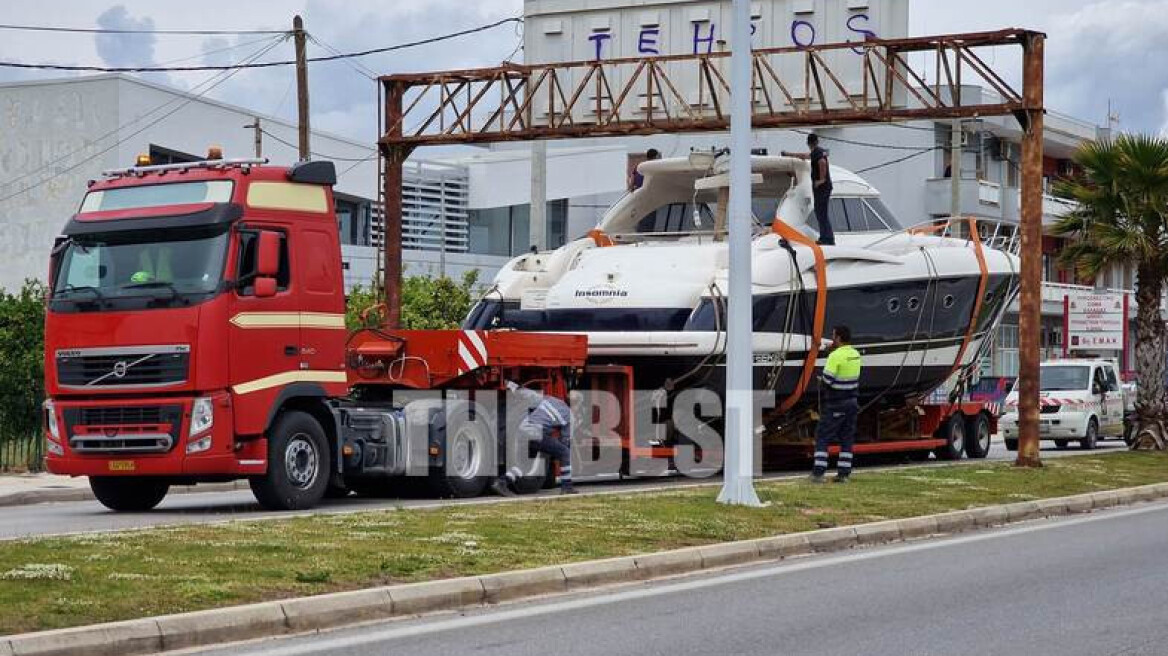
[
  {"x1": 1016, "y1": 33, "x2": 1046, "y2": 468},
  {"x1": 293, "y1": 15, "x2": 310, "y2": 161},
  {"x1": 717, "y1": 0, "x2": 762, "y2": 507},
  {"x1": 950, "y1": 120, "x2": 962, "y2": 219},
  {"x1": 530, "y1": 141, "x2": 548, "y2": 252},
  {"x1": 244, "y1": 117, "x2": 263, "y2": 158}
]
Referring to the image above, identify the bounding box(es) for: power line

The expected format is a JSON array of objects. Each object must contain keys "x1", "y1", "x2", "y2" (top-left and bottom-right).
[
  {"x1": 0, "y1": 37, "x2": 287, "y2": 205},
  {"x1": 854, "y1": 147, "x2": 941, "y2": 174},
  {"x1": 258, "y1": 127, "x2": 375, "y2": 162},
  {"x1": 0, "y1": 34, "x2": 289, "y2": 194},
  {"x1": 0, "y1": 23, "x2": 285, "y2": 35},
  {"x1": 792, "y1": 127, "x2": 937, "y2": 151},
  {"x1": 306, "y1": 33, "x2": 377, "y2": 81},
  {"x1": 0, "y1": 17, "x2": 522, "y2": 73}
]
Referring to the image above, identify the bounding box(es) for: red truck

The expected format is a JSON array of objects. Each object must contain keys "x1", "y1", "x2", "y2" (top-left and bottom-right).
[{"x1": 43, "y1": 154, "x2": 996, "y2": 512}]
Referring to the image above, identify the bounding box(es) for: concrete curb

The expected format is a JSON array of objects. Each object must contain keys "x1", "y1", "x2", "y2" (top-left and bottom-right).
[
  {"x1": 0, "y1": 481, "x2": 250, "y2": 509},
  {"x1": 7, "y1": 482, "x2": 1168, "y2": 656}
]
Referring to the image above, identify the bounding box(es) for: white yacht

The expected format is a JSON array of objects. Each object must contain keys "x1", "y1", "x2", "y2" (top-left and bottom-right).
[{"x1": 465, "y1": 154, "x2": 1020, "y2": 409}]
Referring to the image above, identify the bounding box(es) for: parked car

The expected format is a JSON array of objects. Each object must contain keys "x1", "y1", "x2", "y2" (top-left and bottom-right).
[{"x1": 1000, "y1": 360, "x2": 1125, "y2": 450}]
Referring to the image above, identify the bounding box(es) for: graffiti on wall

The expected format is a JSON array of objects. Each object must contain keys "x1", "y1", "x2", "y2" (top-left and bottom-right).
[{"x1": 586, "y1": 13, "x2": 878, "y2": 59}]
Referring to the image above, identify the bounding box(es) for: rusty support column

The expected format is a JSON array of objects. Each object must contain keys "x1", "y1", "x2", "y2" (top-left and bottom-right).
[
  {"x1": 1015, "y1": 32, "x2": 1045, "y2": 468},
  {"x1": 382, "y1": 81, "x2": 411, "y2": 329}
]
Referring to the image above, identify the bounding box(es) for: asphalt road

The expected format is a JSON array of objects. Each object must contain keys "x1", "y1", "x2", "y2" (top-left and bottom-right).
[
  {"x1": 191, "y1": 500, "x2": 1168, "y2": 656},
  {"x1": 0, "y1": 440, "x2": 1126, "y2": 540}
]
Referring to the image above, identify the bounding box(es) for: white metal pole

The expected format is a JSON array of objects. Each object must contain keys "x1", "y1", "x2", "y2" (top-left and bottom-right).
[
  {"x1": 530, "y1": 141, "x2": 548, "y2": 252},
  {"x1": 717, "y1": 0, "x2": 762, "y2": 507}
]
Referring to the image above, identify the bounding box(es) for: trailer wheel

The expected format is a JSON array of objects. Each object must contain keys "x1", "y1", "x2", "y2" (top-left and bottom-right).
[
  {"x1": 250, "y1": 411, "x2": 330, "y2": 511},
  {"x1": 90, "y1": 477, "x2": 169, "y2": 512},
  {"x1": 933, "y1": 415, "x2": 966, "y2": 461},
  {"x1": 426, "y1": 407, "x2": 493, "y2": 498},
  {"x1": 964, "y1": 413, "x2": 992, "y2": 459}
]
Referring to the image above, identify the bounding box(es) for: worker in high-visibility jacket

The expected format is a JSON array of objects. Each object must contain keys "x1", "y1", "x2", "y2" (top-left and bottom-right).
[{"x1": 812, "y1": 325, "x2": 863, "y2": 483}]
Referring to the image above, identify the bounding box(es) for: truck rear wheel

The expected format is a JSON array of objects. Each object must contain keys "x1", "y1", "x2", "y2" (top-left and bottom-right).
[
  {"x1": 964, "y1": 413, "x2": 992, "y2": 459},
  {"x1": 427, "y1": 407, "x2": 494, "y2": 498},
  {"x1": 90, "y1": 477, "x2": 169, "y2": 512},
  {"x1": 250, "y1": 411, "x2": 330, "y2": 511},
  {"x1": 933, "y1": 415, "x2": 966, "y2": 461}
]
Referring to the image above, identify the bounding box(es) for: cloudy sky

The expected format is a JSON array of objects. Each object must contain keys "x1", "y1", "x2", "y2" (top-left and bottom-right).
[{"x1": 0, "y1": 0, "x2": 1165, "y2": 144}]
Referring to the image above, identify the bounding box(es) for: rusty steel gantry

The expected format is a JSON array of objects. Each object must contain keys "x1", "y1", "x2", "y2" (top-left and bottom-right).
[{"x1": 377, "y1": 28, "x2": 1048, "y2": 466}]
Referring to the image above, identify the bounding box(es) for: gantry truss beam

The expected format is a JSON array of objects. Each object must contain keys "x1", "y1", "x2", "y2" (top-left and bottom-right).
[
  {"x1": 376, "y1": 28, "x2": 1047, "y2": 468},
  {"x1": 379, "y1": 28, "x2": 1040, "y2": 148}
]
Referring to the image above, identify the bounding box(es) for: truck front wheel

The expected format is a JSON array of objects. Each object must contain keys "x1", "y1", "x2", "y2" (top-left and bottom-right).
[
  {"x1": 250, "y1": 411, "x2": 330, "y2": 511},
  {"x1": 90, "y1": 477, "x2": 169, "y2": 512}
]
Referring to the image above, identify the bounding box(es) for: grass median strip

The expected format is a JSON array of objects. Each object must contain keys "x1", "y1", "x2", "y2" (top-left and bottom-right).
[{"x1": 1, "y1": 451, "x2": 1166, "y2": 635}]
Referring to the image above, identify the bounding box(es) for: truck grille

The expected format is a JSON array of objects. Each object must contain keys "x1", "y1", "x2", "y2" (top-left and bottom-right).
[
  {"x1": 64, "y1": 404, "x2": 183, "y2": 454},
  {"x1": 56, "y1": 345, "x2": 190, "y2": 388}
]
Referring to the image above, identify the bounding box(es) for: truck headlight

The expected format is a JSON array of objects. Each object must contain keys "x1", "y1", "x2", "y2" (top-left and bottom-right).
[
  {"x1": 187, "y1": 435, "x2": 213, "y2": 455},
  {"x1": 43, "y1": 400, "x2": 60, "y2": 442},
  {"x1": 189, "y1": 397, "x2": 214, "y2": 438}
]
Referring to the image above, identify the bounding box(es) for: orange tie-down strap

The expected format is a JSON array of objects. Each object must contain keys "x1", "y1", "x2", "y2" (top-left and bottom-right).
[
  {"x1": 944, "y1": 217, "x2": 990, "y2": 384},
  {"x1": 770, "y1": 219, "x2": 827, "y2": 414}
]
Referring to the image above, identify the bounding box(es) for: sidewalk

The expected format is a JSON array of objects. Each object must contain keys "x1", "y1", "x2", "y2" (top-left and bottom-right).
[{"x1": 0, "y1": 473, "x2": 247, "y2": 507}]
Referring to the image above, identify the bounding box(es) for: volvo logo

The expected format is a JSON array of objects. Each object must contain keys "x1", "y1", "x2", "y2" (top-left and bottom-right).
[{"x1": 112, "y1": 361, "x2": 129, "y2": 379}]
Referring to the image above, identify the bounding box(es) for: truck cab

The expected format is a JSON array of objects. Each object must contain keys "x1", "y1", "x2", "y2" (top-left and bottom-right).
[
  {"x1": 1000, "y1": 359, "x2": 1125, "y2": 450},
  {"x1": 44, "y1": 156, "x2": 349, "y2": 510}
]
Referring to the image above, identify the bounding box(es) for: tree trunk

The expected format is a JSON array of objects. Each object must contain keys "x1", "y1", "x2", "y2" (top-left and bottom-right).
[{"x1": 1132, "y1": 267, "x2": 1168, "y2": 450}]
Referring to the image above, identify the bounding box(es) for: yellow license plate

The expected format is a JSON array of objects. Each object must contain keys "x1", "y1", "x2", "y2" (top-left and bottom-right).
[{"x1": 107, "y1": 460, "x2": 136, "y2": 472}]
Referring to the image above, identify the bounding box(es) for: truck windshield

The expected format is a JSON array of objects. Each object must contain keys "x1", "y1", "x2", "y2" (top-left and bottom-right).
[
  {"x1": 52, "y1": 226, "x2": 229, "y2": 307},
  {"x1": 1039, "y1": 366, "x2": 1090, "y2": 392}
]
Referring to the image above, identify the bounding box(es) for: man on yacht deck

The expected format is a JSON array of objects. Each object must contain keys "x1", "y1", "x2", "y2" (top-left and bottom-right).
[
  {"x1": 811, "y1": 325, "x2": 862, "y2": 483},
  {"x1": 782, "y1": 133, "x2": 835, "y2": 245}
]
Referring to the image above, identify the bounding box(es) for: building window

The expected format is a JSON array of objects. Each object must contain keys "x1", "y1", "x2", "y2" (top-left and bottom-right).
[
  {"x1": 467, "y1": 202, "x2": 568, "y2": 256},
  {"x1": 148, "y1": 144, "x2": 199, "y2": 165},
  {"x1": 334, "y1": 195, "x2": 372, "y2": 247}
]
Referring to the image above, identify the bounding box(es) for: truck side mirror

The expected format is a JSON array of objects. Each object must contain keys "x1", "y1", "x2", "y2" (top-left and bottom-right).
[
  {"x1": 254, "y1": 276, "x2": 277, "y2": 298},
  {"x1": 256, "y1": 231, "x2": 281, "y2": 278}
]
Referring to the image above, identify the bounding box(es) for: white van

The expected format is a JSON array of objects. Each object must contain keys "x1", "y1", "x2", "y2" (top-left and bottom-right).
[{"x1": 1000, "y1": 360, "x2": 1125, "y2": 451}]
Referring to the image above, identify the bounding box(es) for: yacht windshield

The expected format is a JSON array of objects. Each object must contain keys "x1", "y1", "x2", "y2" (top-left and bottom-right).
[{"x1": 52, "y1": 225, "x2": 229, "y2": 307}]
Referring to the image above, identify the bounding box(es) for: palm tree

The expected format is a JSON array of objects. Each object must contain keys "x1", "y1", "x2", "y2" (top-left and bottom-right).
[{"x1": 1052, "y1": 134, "x2": 1168, "y2": 450}]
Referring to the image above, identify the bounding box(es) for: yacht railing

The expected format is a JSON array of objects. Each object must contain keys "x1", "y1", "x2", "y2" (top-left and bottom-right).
[{"x1": 864, "y1": 216, "x2": 1022, "y2": 256}]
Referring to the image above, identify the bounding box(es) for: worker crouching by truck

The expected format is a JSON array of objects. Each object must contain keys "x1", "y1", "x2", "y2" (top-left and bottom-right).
[
  {"x1": 811, "y1": 326, "x2": 863, "y2": 484},
  {"x1": 493, "y1": 382, "x2": 577, "y2": 496}
]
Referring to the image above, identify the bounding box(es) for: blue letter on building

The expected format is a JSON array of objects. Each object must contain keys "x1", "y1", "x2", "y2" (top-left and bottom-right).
[
  {"x1": 638, "y1": 28, "x2": 660, "y2": 55},
  {"x1": 846, "y1": 14, "x2": 877, "y2": 54},
  {"x1": 790, "y1": 20, "x2": 815, "y2": 48},
  {"x1": 692, "y1": 22, "x2": 716, "y2": 54},
  {"x1": 589, "y1": 32, "x2": 612, "y2": 60}
]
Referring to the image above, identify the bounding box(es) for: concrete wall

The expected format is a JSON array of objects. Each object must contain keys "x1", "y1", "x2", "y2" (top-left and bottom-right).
[{"x1": 0, "y1": 77, "x2": 122, "y2": 292}]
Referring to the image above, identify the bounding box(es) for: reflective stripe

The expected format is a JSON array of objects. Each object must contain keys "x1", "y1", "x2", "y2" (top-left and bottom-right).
[
  {"x1": 229, "y1": 312, "x2": 346, "y2": 329},
  {"x1": 232, "y1": 370, "x2": 347, "y2": 395},
  {"x1": 814, "y1": 451, "x2": 829, "y2": 458}
]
